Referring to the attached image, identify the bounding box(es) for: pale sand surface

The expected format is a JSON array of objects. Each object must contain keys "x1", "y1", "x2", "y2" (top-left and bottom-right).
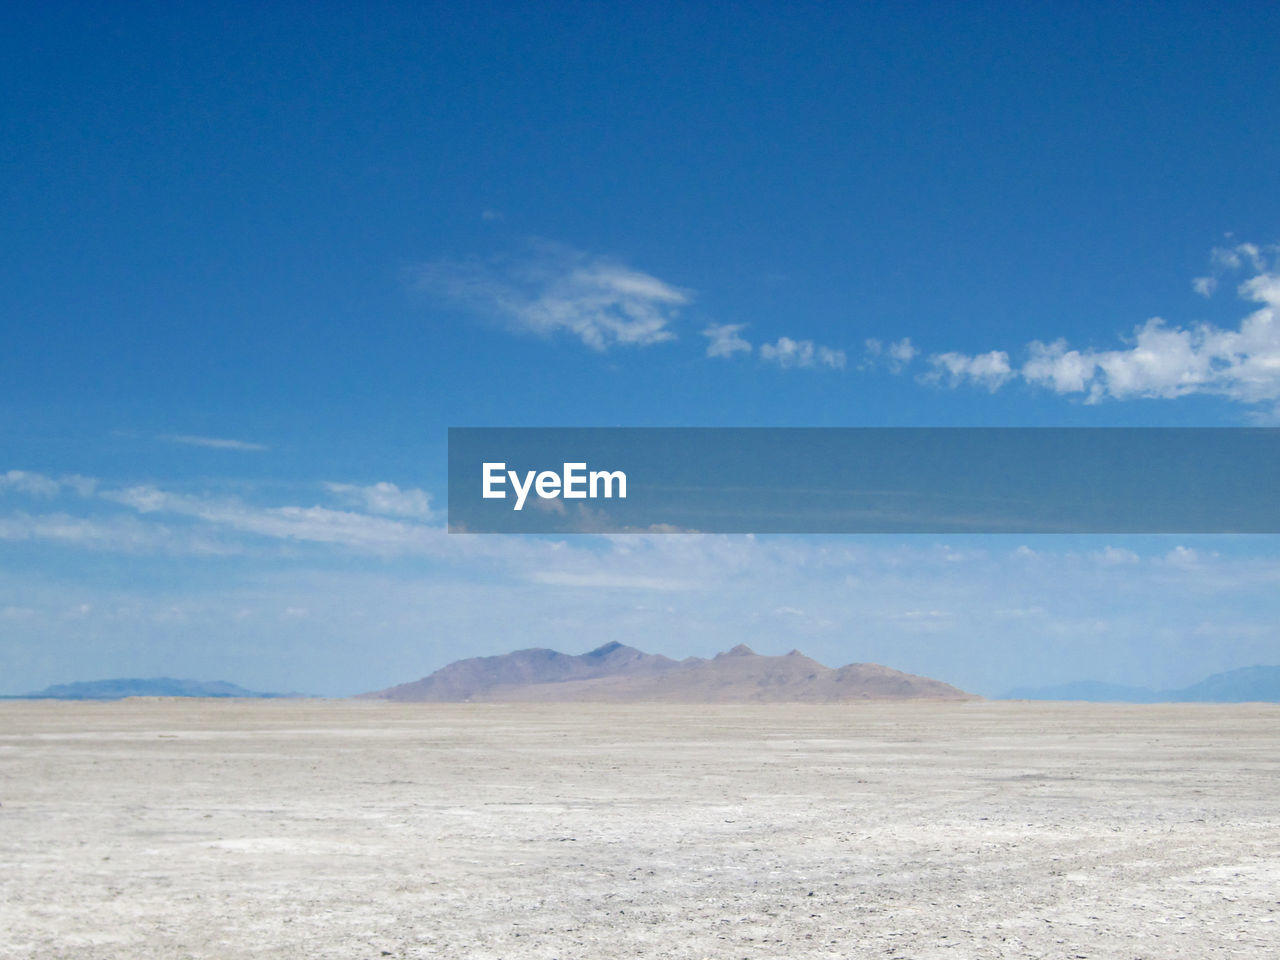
[{"x1": 1, "y1": 700, "x2": 1277, "y2": 959}]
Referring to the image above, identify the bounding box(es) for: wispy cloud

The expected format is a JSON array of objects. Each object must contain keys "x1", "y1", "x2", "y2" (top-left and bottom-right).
[
  {"x1": 325, "y1": 481, "x2": 433, "y2": 519},
  {"x1": 704, "y1": 325, "x2": 848, "y2": 371},
  {"x1": 104, "y1": 485, "x2": 440, "y2": 553},
  {"x1": 863, "y1": 337, "x2": 918, "y2": 373},
  {"x1": 164, "y1": 435, "x2": 269, "y2": 452},
  {"x1": 0, "y1": 511, "x2": 238, "y2": 555},
  {"x1": 759, "y1": 336, "x2": 846, "y2": 370},
  {"x1": 416, "y1": 238, "x2": 856, "y2": 370},
  {"x1": 0, "y1": 472, "x2": 553, "y2": 563},
  {"x1": 7, "y1": 474, "x2": 1280, "y2": 697},
  {"x1": 1092, "y1": 546, "x2": 1140, "y2": 566},
  {"x1": 924, "y1": 350, "x2": 1013, "y2": 391},
  {"x1": 0, "y1": 470, "x2": 97, "y2": 497},
  {"x1": 414, "y1": 241, "x2": 689, "y2": 351},
  {"x1": 1191, "y1": 241, "x2": 1269, "y2": 298},
  {"x1": 910, "y1": 243, "x2": 1280, "y2": 410},
  {"x1": 526, "y1": 570, "x2": 698, "y2": 591},
  {"x1": 702, "y1": 322, "x2": 752, "y2": 358},
  {"x1": 0, "y1": 470, "x2": 62, "y2": 497}
]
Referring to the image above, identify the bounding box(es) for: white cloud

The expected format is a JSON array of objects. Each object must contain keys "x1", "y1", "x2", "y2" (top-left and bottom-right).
[
  {"x1": 0, "y1": 470, "x2": 62, "y2": 496},
  {"x1": 760, "y1": 336, "x2": 847, "y2": 370},
  {"x1": 920, "y1": 243, "x2": 1280, "y2": 408},
  {"x1": 887, "y1": 337, "x2": 918, "y2": 368},
  {"x1": 993, "y1": 605, "x2": 1046, "y2": 619},
  {"x1": 61, "y1": 475, "x2": 98, "y2": 496},
  {"x1": 0, "y1": 511, "x2": 239, "y2": 555},
  {"x1": 1164, "y1": 545, "x2": 1205, "y2": 567},
  {"x1": 924, "y1": 350, "x2": 1013, "y2": 391},
  {"x1": 0, "y1": 471, "x2": 98, "y2": 498},
  {"x1": 889, "y1": 609, "x2": 953, "y2": 621},
  {"x1": 164, "y1": 435, "x2": 269, "y2": 452},
  {"x1": 702, "y1": 322, "x2": 752, "y2": 358},
  {"x1": 415, "y1": 241, "x2": 688, "y2": 351},
  {"x1": 1024, "y1": 271, "x2": 1280, "y2": 402},
  {"x1": 527, "y1": 571, "x2": 697, "y2": 591},
  {"x1": 1194, "y1": 242, "x2": 1267, "y2": 297},
  {"x1": 417, "y1": 240, "x2": 855, "y2": 371},
  {"x1": 325, "y1": 482, "x2": 433, "y2": 520},
  {"x1": 1022, "y1": 339, "x2": 1096, "y2": 394},
  {"x1": 0, "y1": 473, "x2": 563, "y2": 565},
  {"x1": 864, "y1": 337, "x2": 918, "y2": 372},
  {"x1": 1094, "y1": 546, "x2": 1140, "y2": 565},
  {"x1": 705, "y1": 326, "x2": 849, "y2": 370},
  {"x1": 105, "y1": 485, "x2": 442, "y2": 553},
  {"x1": 1192, "y1": 276, "x2": 1216, "y2": 297}
]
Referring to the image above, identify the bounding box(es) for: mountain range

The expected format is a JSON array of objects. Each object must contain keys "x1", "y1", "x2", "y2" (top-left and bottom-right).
[
  {"x1": 11, "y1": 678, "x2": 294, "y2": 700},
  {"x1": 1002, "y1": 665, "x2": 1280, "y2": 703},
  {"x1": 359, "y1": 642, "x2": 975, "y2": 703},
  {"x1": 17, "y1": 659, "x2": 1276, "y2": 704}
]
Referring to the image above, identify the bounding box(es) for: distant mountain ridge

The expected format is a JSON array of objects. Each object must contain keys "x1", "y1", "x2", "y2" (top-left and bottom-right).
[
  {"x1": 13, "y1": 678, "x2": 295, "y2": 700},
  {"x1": 362, "y1": 641, "x2": 679, "y2": 702},
  {"x1": 360, "y1": 642, "x2": 974, "y2": 703},
  {"x1": 1003, "y1": 665, "x2": 1280, "y2": 703}
]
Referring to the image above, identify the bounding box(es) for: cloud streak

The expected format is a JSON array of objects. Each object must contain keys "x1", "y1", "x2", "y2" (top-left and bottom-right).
[
  {"x1": 0, "y1": 511, "x2": 239, "y2": 555},
  {"x1": 105, "y1": 485, "x2": 441, "y2": 553},
  {"x1": 0, "y1": 470, "x2": 566, "y2": 565},
  {"x1": 1, "y1": 470, "x2": 63, "y2": 497},
  {"x1": 324, "y1": 482, "x2": 433, "y2": 520},
  {"x1": 415, "y1": 241, "x2": 689, "y2": 351},
  {"x1": 0, "y1": 470, "x2": 97, "y2": 497},
  {"x1": 164, "y1": 435, "x2": 269, "y2": 452}
]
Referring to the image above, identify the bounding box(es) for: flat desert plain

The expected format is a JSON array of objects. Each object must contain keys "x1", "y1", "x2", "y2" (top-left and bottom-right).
[{"x1": 1, "y1": 700, "x2": 1278, "y2": 959}]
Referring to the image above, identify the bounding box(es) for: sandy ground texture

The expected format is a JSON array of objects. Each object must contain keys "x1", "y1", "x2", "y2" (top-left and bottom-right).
[{"x1": 1, "y1": 700, "x2": 1278, "y2": 959}]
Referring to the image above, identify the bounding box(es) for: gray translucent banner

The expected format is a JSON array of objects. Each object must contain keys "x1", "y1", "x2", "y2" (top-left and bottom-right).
[{"x1": 447, "y1": 428, "x2": 1280, "y2": 534}]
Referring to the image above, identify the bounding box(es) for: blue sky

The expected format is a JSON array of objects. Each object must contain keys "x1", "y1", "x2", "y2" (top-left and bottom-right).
[{"x1": 3, "y1": 3, "x2": 1279, "y2": 696}]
